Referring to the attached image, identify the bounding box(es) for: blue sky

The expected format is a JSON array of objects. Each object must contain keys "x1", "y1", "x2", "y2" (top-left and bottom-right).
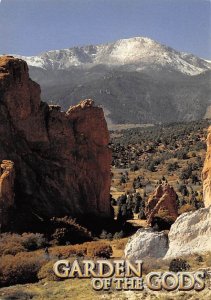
[{"x1": 0, "y1": 0, "x2": 210, "y2": 59}]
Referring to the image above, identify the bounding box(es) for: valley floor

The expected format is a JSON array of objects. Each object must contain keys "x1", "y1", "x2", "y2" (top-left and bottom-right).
[{"x1": 1, "y1": 278, "x2": 211, "y2": 300}]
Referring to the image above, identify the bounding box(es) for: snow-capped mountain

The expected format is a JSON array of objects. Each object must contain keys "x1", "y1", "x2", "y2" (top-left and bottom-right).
[
  {"x1": 8, "y1": 37, "x2": 211, "y2": 125},
  {"x1": 16, "y1": 37, "x2": 211, "y2": 76}
]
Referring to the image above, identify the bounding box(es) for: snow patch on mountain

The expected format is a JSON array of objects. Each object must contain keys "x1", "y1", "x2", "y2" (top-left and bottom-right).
[{"x1": 12, "y1": 37, "x2": 211, "y2": 76}]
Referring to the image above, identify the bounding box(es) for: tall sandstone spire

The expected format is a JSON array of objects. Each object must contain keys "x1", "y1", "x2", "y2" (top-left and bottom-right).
[
  {"x1": 0, "y1": 56, "x2": 112, "y2": 231},
  {"x1": 202, "y1": 126, "x2": 211, "y2": 208}
]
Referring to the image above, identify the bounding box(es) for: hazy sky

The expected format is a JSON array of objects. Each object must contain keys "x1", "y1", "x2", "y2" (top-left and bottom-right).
[{"x1": 0, "y1": 0, "x2": 210, "y2": 59}]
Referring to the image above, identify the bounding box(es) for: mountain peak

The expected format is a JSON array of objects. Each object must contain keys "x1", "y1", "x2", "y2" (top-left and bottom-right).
[
  {"x1": 12, "y1": 36, "x2": 211, "y2": 75},
  {"x1": 112, "y1": 36, "x2": 156, "y2": 44}
]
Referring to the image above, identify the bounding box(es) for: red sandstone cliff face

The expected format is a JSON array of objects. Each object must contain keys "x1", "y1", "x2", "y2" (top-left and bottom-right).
[
  {"x1": 202, "y1": 126, "x2": 211, "y2": 208},
  {"x1": 145, "y1": 184, "x2": 178, "y2": 225},
  {"x1": 0, "y1": 160, "x2": 15, "y2": 230},
  {"x1": 0, "y1": 56, "x2": 112, "y2": 231}
]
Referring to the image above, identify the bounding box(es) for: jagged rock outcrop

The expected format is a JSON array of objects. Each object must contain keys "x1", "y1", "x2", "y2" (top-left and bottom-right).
[
  {"x1": 0, "y1": 160, "x2": 15, "y2": 230},
  {"x1": 202, "y1": 126, "x2": 211, "y2": 208},
  {"x1": 145, "y1": 184, "x2": 178, "y2": 225},
  {"x1": 0, "y1": 56, "x2": 112, "y2": 231},
  {"x1": 164, "y1": 206, "x2": 211, "y2": 259},
  {"x1": 124, "y1": 228, "x2": 168, "y2": 260}
]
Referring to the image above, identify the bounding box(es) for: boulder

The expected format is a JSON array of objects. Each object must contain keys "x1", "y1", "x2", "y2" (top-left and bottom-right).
[
  {"x1": 124, "y1": 228, "x2": 168, "y2": 260},
  {"x1": 125, "y1": 206, "x2": 211, "y2": 261},
  {"x1": 0, "y1": 56, "x2": 112, "y2": 231},
  {"x1": 164, "y1": 206, "x2": 211, "y2": 259}
]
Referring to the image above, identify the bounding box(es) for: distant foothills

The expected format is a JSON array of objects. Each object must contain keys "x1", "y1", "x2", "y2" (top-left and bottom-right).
[{"x1": 9, "y1": 37, "x2": 211, "y2": 125}]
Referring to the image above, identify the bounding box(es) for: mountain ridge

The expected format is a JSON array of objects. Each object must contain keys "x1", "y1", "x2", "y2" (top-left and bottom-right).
[
  {"x1": 6, "y1": 36, "x2": 211, "y2": 125},
  {"x1": 13, "y1": 36, "x2": 211, "y2": 76}
]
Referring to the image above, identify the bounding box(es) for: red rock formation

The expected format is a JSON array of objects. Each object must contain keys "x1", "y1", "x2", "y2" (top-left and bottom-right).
[
  {"x1": 0, "y1": 56, "x2": 112, "y2": 231},
  {"x1": 202, "y1": 126, "x2": 211, "y2": 208},
  {"x1": 145, "y1": 184, "x2": 178, "y2": 225},
  {"x1": 0, "y1": 160, "x2": 15, "y2": 230}
]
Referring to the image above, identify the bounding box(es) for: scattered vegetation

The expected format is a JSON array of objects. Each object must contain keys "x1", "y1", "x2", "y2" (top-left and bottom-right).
[
  {"x1": 0, "y1": 240, "x2": 113, "y2": 287},
  {"x1": 0, "y1": 233, "x2": 47, "y2": 256},
  {"x1": 111, "y1": 120, "x2": 208, "y2": 220}
]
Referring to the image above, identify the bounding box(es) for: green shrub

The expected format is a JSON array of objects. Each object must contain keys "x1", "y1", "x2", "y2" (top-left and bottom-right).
[
  {"x1": 100, "y1": 230, "x2": 108, "y2": 239},
  {"x1": 151, "y1": 210, "x2": 175, "y2": 230},
  {"x1": 169, "y1": 258, "x2": 190, "y2": 272},
  {"x1": 167, "y1": 162, "x2": 179, "y2": 172},
  {"x1": 113, "y1": 230, "x2": 124, "y2": 239},
  {"x1": 50, "y1": 216, "x2": 92, "y2": 245}
]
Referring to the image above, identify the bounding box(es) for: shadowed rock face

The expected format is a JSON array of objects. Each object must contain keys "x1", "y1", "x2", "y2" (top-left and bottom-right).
[
  {"x1": 202, "y1": 126, "x2": 211, "y2": 208},
  {"x1": 0, "y1": 56, "x2": 112, "y2": 231},
  {"x1": 145, "y1": 184, "x2": 178, "y2": 225}
]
